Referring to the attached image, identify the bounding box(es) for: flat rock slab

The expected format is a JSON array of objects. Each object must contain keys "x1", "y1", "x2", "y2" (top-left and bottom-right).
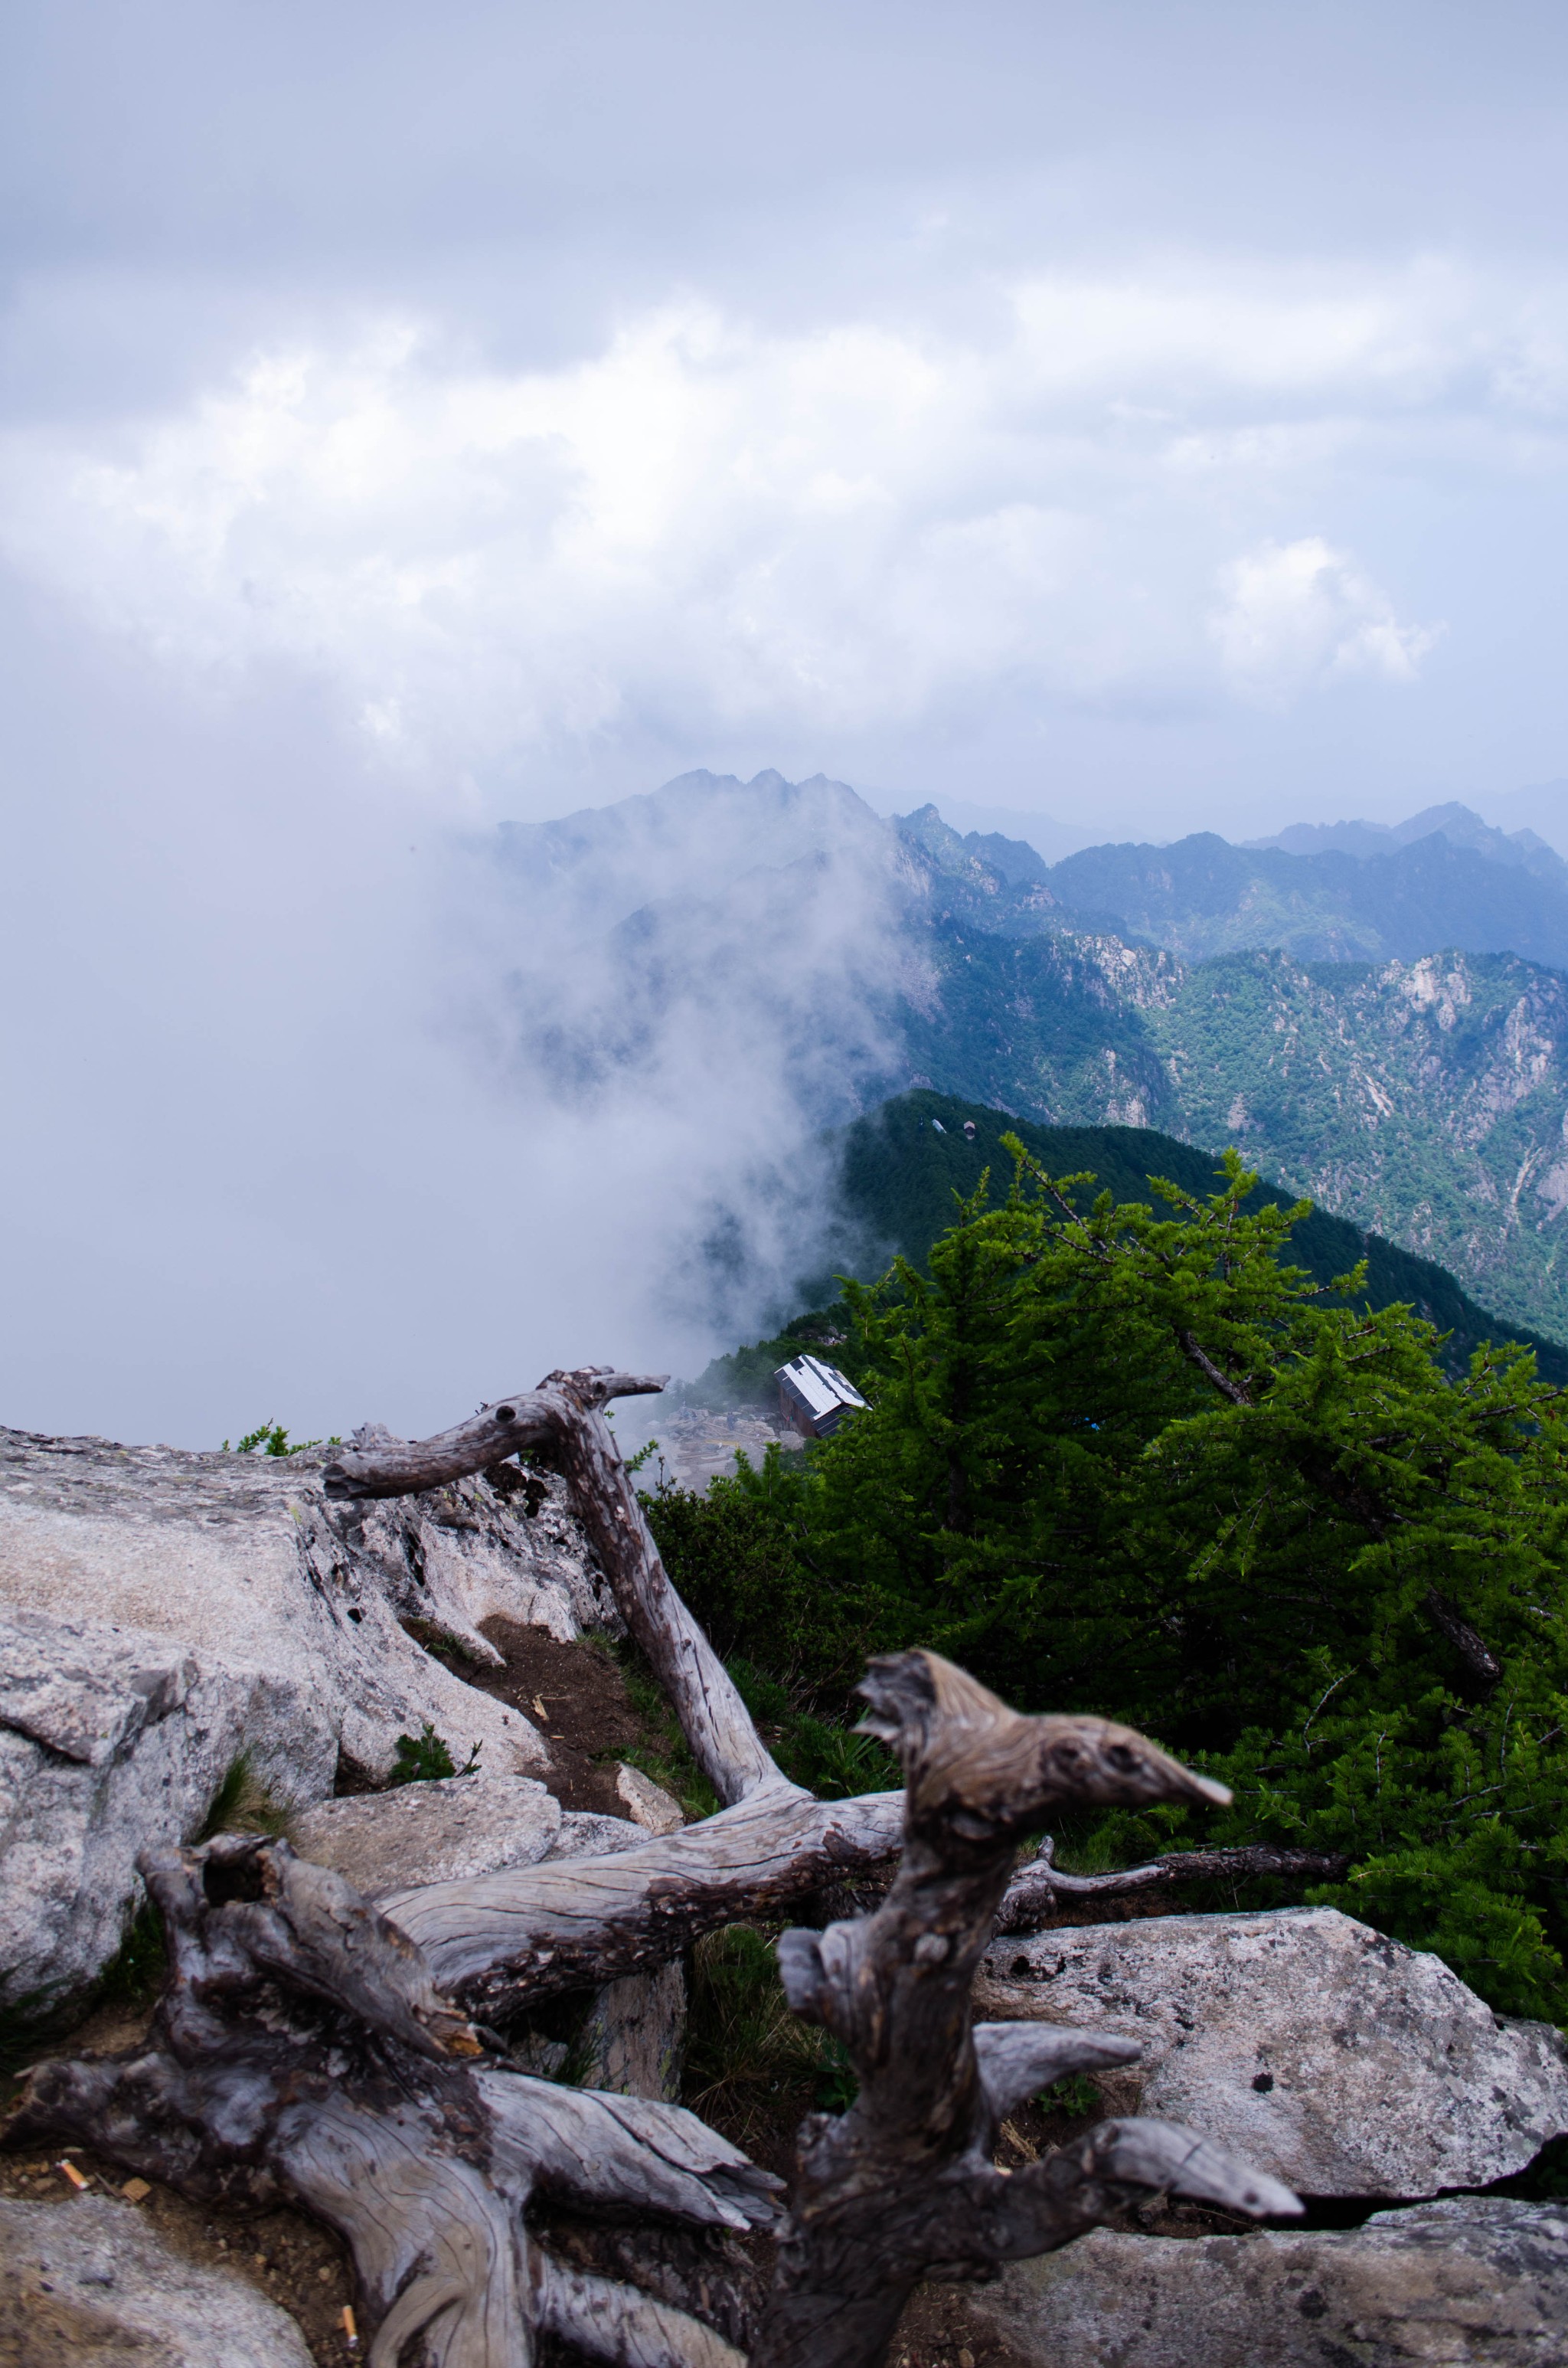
[
  {"x1": 546, "y1": 1809, "x2": 647, "y2": 1859},
  {"x1": 964, "y1": 2196, "x2": 1568, "y2": 2368},
  {"x1": 289, "y1": 1773, "x2": 563, "y2": 1896},
  {"x1": 0, "y1": 2193, "x2": 313, "y2": 2366},
  {"x1": 984, "y1": 1906, "x2": 1568, "y2": 2196}
]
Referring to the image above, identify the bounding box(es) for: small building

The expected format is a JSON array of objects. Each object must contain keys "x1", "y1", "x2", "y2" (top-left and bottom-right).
[{"x1": 775, "y1": 1353, "x2": 868, "y2": 1440}]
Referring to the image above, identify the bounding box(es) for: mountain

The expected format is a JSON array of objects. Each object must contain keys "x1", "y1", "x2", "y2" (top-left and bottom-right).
[
  {"x1": 1036, "y1": 820, "x2": 1568, "y2": 967},
  {"x1": 1249, "y1": 800, "x2": 1566, "y2": 882},
  {"x1": 487, "y1": 767, "x2": 1568, "y2": 1347},
  {"x1": 834, "y1": 1090, "x2": 1568, "y2": 1385}
]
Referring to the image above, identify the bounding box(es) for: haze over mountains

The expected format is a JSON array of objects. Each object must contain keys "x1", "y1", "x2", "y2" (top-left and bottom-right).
[{"x1": 491, "y1": 768, "x2": 1568, "y2": 1349}]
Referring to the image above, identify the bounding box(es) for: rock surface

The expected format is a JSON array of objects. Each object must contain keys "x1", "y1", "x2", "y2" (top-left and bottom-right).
[
  {"x1": 0, "y1": 1424, "x2": 612, "y2": 2009},
  {"x1": 0, "y1": 2193, "x2": 314, "y2": 2366},
  {"x1": 962, "y1": 2196, "x2": 1568, "y2": 2368},
  {"x1": 0, "y1": 1608, "x2": 327, "y2": 2018},
  {"x1": 614, "y1": 1761, "x2": 686, "y2": 1833},
  {"x1": 984, "y1": 1906, "x2": 1568, "y2": 2196},
  {"x1": 288, "y1": 1772, "x2": 563, "y2": 1896},
  {"x1": 545, "y1": 1808, "x2": 648, "y2": 1859}
]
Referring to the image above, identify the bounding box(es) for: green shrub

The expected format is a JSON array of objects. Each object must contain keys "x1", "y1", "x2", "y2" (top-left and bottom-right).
[
  {"x1": 388, "y1": 1725, "x2": 480, "y2": 1785},
  {"x1": 658, "y1": 1147, "x2": 1568, "y2": 2025}
]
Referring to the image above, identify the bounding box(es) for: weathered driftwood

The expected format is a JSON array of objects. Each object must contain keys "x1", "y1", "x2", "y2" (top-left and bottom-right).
[
  {"x1": 322, "y1": 1369, "x2": 668, "y2": 1500},
  {"x1": 6, "y1": 1375, "x2": 1303, "y2": 2365},
  {"x1": 993, "y1": 1833, "x2": 1352, "y2": 1934},
  {"x1": 385, "y1": 1785, "x2": 904, "y2": 2024},
  {"x1": 750, "y1": 1653, "x2": 1300, "y2": 2368}
]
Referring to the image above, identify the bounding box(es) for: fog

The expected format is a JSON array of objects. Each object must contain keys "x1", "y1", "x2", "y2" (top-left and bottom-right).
[{"x1": 5, "y1": 2, "x2": 1568, "y2": 1441}]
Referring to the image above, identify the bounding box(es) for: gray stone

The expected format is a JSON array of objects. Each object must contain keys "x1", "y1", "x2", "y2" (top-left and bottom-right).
[
  {"x1": 0, "y1": 2193, "x2": 313, "y2": 2366},
  {"x1": 289, "y1": 1773, "x2": 562, "y2": 1896},
  {"x1": 0, "y1": 1610, "x2": 323, "y2": 2017},
  {"x1": 962, "y1": 2196, "x2": 1568, "y2": 2368},
  {"x1": 0, "y1": 1424, "x2": 612, "y2": 2009},
  {"x1": 614, "y1": 1762, "x2": 685, "y2": 1833},
  {"x1": 546, "y1": 1810, "x2": 648, "y2": 1859},
  {"x1": 984, "y1": 1906, "x2": 1568, "y2": 2197},
  {"x1": 577, "y1": 1961, "x2": 688, "y2": 2101}
]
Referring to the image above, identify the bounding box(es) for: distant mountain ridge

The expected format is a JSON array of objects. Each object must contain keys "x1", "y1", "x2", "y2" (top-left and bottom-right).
[
  {"x1": 1248, "y1": 800, "x2": 1565, "y2": 879},
  {"x1": 489, "y1": 767, "x2": 1568, "y2": 1346}
]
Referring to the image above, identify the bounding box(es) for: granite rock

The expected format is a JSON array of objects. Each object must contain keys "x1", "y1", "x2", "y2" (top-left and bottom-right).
[
  {"x1": 963, "y1": 2196, "x2": 1568, "y2": 2368},
  {"x1": 614, "y1": 1761, "x2": 685, "y2": 1833},
  {"x1": 0, "y1": 2194, "x2": 314, "y2": 2366},
  {"x1": 0, "y1": 1610, "x2": 323, "y2": 2014},
  {"x1": 984, "y1": 1906, "x2": 1568, "y2": 2197},
  {"x1": 288, "y1": 1772, "x2": 563, "y2": 1897},
  {"x1": 0, "y1": 1424, "x2": 612, "y2": 2008},
  {"x1": 545, "y1": 1809, "x2": 648, "y2": 1859}
]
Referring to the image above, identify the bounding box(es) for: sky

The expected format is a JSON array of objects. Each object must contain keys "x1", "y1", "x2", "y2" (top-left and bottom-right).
[{"x1": 6, "y1": 0, "x2": 1568, "y2": 1441}]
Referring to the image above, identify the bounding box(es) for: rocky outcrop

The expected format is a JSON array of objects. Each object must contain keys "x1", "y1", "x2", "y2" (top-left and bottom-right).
[
  {"x1": 962, "y1": 2196, "x2": 1568, "y2": 2368},
  {"x1": 984, "y1": 1906, "x2": 1568, "y2": 2196},
  {"x1": 0, "y1": 2193, "x2": 313, "y2": 2366},
  {"x1": 288, "y1": 1773, "x2": 564, "y2": 1895},
  {"x1": 0, "y1": 1425, "x2": 612, "y2": 2011},
  {"x1": 0, "y1": 1608, "x2": 331, "y2": 2018}
]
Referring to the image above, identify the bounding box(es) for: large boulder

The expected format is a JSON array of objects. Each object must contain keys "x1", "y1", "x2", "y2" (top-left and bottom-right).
[
  {"x1": 0, "y1": 2193, "x2": 313, "y2": 2366},
  {"x1": 289, "y1": 1773, "x2": 563, "y2": 1895},
  {"x1": 0, "y1": 1424, "x2": 613, "y2": 2011},
  {"x1": 962, "y1": 2196, "x2": 1568, "y2": 2368},
  {"x1": 984, "y1": 1906, "x2": 1568, "y2": 2196}
]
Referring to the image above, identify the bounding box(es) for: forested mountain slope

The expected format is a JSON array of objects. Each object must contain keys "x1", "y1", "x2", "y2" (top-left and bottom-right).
[
  {"x1": 835, "y1": 1091, "x2": 1568, "y2": 1383},
  {"x1": 893, "y1": 926, "x2": 1568, "y2": 1347}
]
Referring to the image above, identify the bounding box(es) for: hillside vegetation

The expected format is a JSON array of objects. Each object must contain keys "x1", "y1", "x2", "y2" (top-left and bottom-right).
[
  {"x1": 686, "y1": 1091, "x2": 1568, "y2": 1401},
  {"x1": 648, "y1": 1143, "x2": 1568, "y2": 2026}
]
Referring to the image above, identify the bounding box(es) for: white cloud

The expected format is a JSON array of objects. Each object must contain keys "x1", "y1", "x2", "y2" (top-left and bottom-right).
[
  {"x1": 1210, "y1": 537, "x2": 1440, "y2": 704},
  {"x1": 0, "y1": 260, "x2": 1538, "y2": 791}
]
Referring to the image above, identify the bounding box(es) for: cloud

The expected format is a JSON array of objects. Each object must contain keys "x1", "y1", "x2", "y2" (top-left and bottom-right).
[
  {"x1": 1210, "y1": 537, "x2": 1441, "y2": 705},
  {"x1": 0, "y1": 261, "x2": 1516, "y2": 797}
]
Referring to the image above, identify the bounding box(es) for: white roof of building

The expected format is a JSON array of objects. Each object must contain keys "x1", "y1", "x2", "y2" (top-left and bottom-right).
[{"x1": 775, "y1": 1353, "x2": 868, "y2": 1419}]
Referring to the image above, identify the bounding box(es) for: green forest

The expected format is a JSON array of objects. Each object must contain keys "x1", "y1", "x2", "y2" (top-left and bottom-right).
[{"x1": 648, "y1": 1134, "x2": 1568, "y2": 2027}]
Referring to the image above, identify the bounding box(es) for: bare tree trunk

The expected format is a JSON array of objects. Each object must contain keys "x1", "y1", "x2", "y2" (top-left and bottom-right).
[
  {"x1": 5, "y1": 1832, "x2": 778, "y2": 2366},
  {"x1": 750, "y1": 1653, "x2": 1301, "y2": 2368}
]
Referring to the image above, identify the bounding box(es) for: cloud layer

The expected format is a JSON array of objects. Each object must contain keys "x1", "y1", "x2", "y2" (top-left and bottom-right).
[{"x1": 2, "y1": 260, "x2": 1501, "y2": 801}]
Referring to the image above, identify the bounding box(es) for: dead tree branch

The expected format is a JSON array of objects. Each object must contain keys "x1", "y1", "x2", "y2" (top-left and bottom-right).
[
  {"x1": 751, "y1": 1652, "x2": 1300, "y2": 2368},
  {"x1": 327, "y1": 1367, "x2": 780, "y2": 1807},
  {"x1": 993, "y1": 1833, "x2": 1352, "y2": 1934},
  {"x1": 321, "y1": 1371, "x2": 667, "y2": 1499},
  {"x1": 385, "y1": 1786, "x2": 906, "y2": 2024}
]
